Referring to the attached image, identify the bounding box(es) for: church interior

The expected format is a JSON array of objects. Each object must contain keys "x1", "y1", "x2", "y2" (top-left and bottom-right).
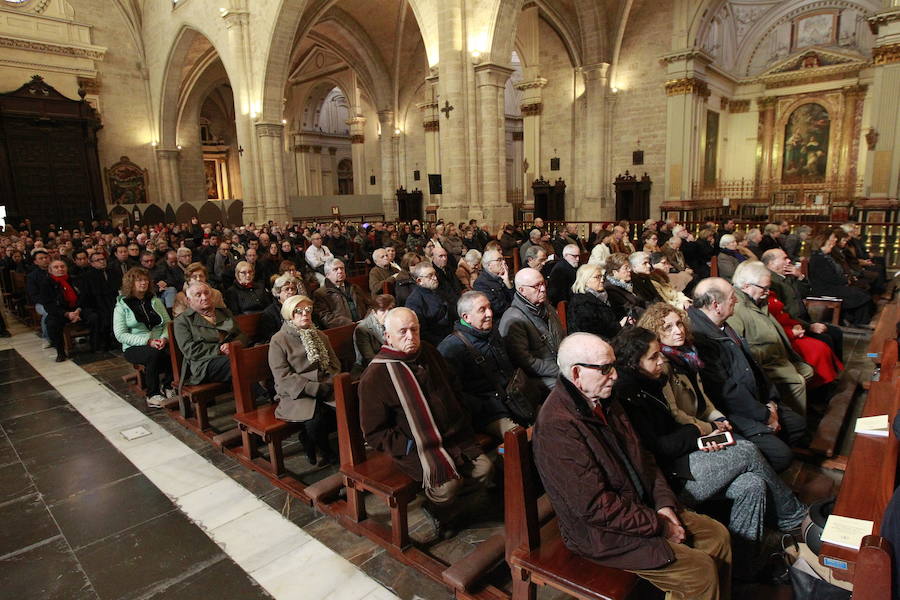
[{"x1": 1, "y1": 0, "x2": 900, "y2": 599}]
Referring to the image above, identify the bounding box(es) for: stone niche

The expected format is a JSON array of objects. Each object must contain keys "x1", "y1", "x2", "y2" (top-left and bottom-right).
[{"x1": 0, "y1": 0, "x2": 106, "y2": 103}]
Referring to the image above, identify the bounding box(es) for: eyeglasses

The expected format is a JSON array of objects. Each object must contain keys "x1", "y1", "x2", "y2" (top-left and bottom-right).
[
  {"x1": 293, "y1": 306, "x2": 313, "y2": 315},
  {"x1": 748, "y1": 283, "x2": 770, "y2": 292},
  {"x1": 521, "y1": 282, "x2": 546, "y2": 290},
  {"x1": 575, "y1": 362, "x2": 616, "y2": 375}
]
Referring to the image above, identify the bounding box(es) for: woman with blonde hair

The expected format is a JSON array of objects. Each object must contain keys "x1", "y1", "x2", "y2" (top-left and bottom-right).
[
  {"x1": 172, "y1": 262, "x2": 225, "y2": 317},
  {"x1": 566, "y1": 263, "x2": 623, "y2": 339},
  {"x1": 113, "y1": 267, "x2": 172, "y2": 408}
]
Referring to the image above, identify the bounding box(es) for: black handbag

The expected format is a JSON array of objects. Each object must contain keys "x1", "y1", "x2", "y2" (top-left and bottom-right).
[{"x1": 452, "y1": 331, "x2": 539, "y2": 426}]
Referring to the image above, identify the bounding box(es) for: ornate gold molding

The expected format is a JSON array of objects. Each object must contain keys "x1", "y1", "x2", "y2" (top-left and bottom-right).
[
  {"x1": 729, "y1": 100, "x2": 750, "y2": 113},
  {"x1": 873, "y1": 43, "x2": 900, "y2": 66},
  {"x1": 664, "y1": 77, "x2": 710, "y2": 97},
  {"x1": 0, "y1": 35, "x2": 107, "y2": 61},
  {"x1": 867, "y1": 9, "x2": 900, "y2": 35},
  {"x1": 756, "y1": 96, "x2": 778, "y2": 110},
  {"x1": 350, "y1": 134, "x2": 365, "y2": 144},
  {"x1": 720, "y1": 98, "x2": 729, "y2": 111},
  {"x1": 660, "y1": 47, "x2": 714, "y2": 65},
  {"x1": 842, "y1": 83, "x2": 868, "y2": 99},
  {"x1": 423, "y1": 120, "x2": 439, "y2": 132},
  {"x1": 311, "y1": 145, "x2": 322, "y2": 153},
  {"x1": 520, "y1": 102, "x2": 543, "y2": 116}
]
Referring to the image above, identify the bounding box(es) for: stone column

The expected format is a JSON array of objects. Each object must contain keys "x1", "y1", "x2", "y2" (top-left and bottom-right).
[
  {"x1": 664, "y1": 76, "x2": 710, "y2": 204},
  {"x1": 510, "y1": 130, "x2": 524, "y2": 197},
  {"x1": 310, "y1": 146, "x2": 323, "y2": 195},
  {"x1": 328, "y1": 147, "x2": 338, "y2": 195},
  {"x1": 346, "y1": 116, "x2": 367, "y2": 194},
  {"x1": 580, "y1": 63, "x2": 610, "y2": 219},
  {"x1": 864, "y1": 8, "x2": 900, "y2": 199},
  {"x1": 293, "y1": 142, "x2": 310, "y2": 195},
  {"x1": 155, "y1": 148, "x2": 182, "y2": 205},
  {"x1": 221, "y1": 5, "x2": 259, "y2": 222},
  {"x1": 474, "y1": 63, "x2": 514, "y2": 224},
  {"x1": 417, "y1": 76, "x2": 441, "y2": 206},
  {"x1": 255, "y1": 122, "x2": 288, "y2": 223},
  {"x1": 516, "y1": 78, "x2": 547, "y2": 204},
  {"x1": 839, "y1": 85, "x2": 867, "y2": 187},
  {"x1": 377, "y1": 110, "x2": 398, "y2": 220}
]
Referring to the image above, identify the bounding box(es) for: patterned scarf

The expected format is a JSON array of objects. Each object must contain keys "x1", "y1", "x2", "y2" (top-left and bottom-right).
[
  {"x1": 371, "y1": 347, "x2": 460, "y2": 489},
  {"x1": 605, "y1": 274, "x2": 633, "y2": 293},
  {"x1": 285, "y1": 322, "x2": 338, "y2": 375},
  {"x1": 661, "y1": 344, "x2": 704, "y2": 373}
]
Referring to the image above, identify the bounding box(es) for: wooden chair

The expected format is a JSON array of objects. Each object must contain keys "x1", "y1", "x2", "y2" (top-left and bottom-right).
[
  {"x1": 9, "y1": 271, "x2": 27, "y2": 318},
  {"x1": 556, "y1": 301, "x2": 568, "y2": 335},
  {"x1": 323, "y1": 322, "x2": 357, "y2": 373},
  {"x1": 348, "y1": 274, "x2": 369, "y2": 296},
  {"x1": 853, "y1": 535, "x2": 894, "y2": 600},
  {"x1": 803, "y1": 297, "x2": 842, "y2": 326},
  {"x1": 167, "y1": 321, "x2": 231, "y2": 432},
  {"x1": 234, "y1": 312, "x2": 262, "y2": 343},
  {"x1": 381, "y1": 279, "x2": 394, "y2": 297},
  {"x1": 229, "y1": 341, "x2": 303, "y2": 477},
  {"x1": 808, "y1": 368, "x2": 859, "y2": 458},
  {"x1": 504, "y1": 426, "x2": 638, "y2": 600},
  {"x1": 62, "y1": 322, "x2": 92, "y2": 356},
  {"x1": 709, "y1": 255, "x2": 718, "y2": 277},
  {"x1": 333, "y1": 372, "x2": 416, "y2": 549}
]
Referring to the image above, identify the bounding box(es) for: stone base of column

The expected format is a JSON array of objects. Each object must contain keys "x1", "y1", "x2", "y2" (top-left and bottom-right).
[
  {"x1": 437, "y1": 206, "x2": 466, "y2": 224},
  {"x1": 482, "y1": 204, "x2": 514, "y2": 228},
  {"x1": 268, "y1": 207, "x2": 291, "y2": 224},
  {"x1": 382, "y1": 197, "x2": 397, "y2": 222}
]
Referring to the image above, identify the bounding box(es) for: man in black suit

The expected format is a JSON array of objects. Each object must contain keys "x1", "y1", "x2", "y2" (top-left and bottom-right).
[{"x1": 81, "y1": 253, "x2": 120, "y2": 351}]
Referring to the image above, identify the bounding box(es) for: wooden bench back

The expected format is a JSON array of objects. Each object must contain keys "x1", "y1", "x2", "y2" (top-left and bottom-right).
[
  {"x1": 348, "y1": 274, "x2": 369, "y2": 296},
  {"x1": 503, "y1": 426, "x2": 543, "y2": 562},
  {"x1": 800, "y1": 257, "x2": 810, "y2": 277},
  {"x1": 381, "y1": 279, "x2": 394, "y2": 297},
  {"x1": 556, "y1": 301, "x2": 567, "y2": 335},
  {"x1": 167, "y1": 321, "x2": 184, "y2": 386},
  {"x1": 709, "y1": 255, "x2": 718, "y2": 277},
  {"x1": 228, "y1": 341, "x2": 271, "y2": 414},
  {"x1": 11, "y1": 270, "x2": 25, "y2": 294},
  {"x1": 334, "y1": 372, "x2": 366, "y2": 466},
  {"x1": 323, "y1": 322, "x2": 357, "y2": 372},
  {"x1": 235, "y1": 312, "x2": 262, "y2": 342},
  {"x1": 881, "y1": 339, "x2": 898, "y2": 382}
]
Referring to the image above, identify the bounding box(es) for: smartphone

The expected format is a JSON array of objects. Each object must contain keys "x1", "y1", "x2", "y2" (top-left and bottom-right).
[{"x1": 697, "y1": 431, "x2": 735, "y2": 449}]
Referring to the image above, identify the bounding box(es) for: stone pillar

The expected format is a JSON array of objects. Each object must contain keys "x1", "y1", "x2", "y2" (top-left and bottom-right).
[
  {"x1": 293, "y1": 142, "x2": 310, "y2": 195},
  {"x1": 310, "y1": 146, "x2": 323, "y2": 195},
  {"x1": 377, "y1": 110, "x2": 398, "y2": 220},
  {"x1": 580, "y1": 63, "x2": 611, "y2": 219},
  {"x1": 155, "y1": 148, "x2": 182, "y2": 205},
  {"x1": 664, "y1": 76, "x2": 710, "y2": 204},
  {"x1": 510, "y1": 130, "x2": 524, "y2": 196},
  {"x1": 328, "y1": 147, "x2": 338, "y2": 195},
  {"x1": 517, "y1": 78, "x2": 547, "y2": 204},
  {"x1": 255, "y1": 122, "x2": 288, "y2": 223},
  {"x1": 417, "y1": 76, "x2": 441, "y2": 206},
  {"x1": 221, "y1": 4, "x2": 259, "y2": 222},
  {"x1": 839, "y1": 85, "x2": 866, "y2": 187},
  {"x1": 474, "y1": 63, "x2": 514, "y2": 224},
  {"x1": 347, "y1": 116, "x2": 367, "y2": 195},
  {"x1": 864, "y1": 9, "x2": 900, "y2": 199}
]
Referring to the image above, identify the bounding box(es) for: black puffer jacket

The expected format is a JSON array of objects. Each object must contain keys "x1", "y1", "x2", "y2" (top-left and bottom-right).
[
  {"x1": 566, "y1": 290, "x2": 621, "y2": 340},
  {"x1": 224, "y1": 283, "x2": 272, "y2": 315}
]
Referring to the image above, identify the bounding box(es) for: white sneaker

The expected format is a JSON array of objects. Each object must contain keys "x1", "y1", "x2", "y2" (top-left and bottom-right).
[
  {"x1": 164, "y1": 387, "x2": 178, "y2": 399},
  {"x1": 146, "y1": 395, "x2": 166, "y2": 408}
]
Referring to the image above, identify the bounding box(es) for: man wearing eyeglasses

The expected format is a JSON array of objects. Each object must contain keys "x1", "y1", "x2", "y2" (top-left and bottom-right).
[
  {"x1": 405, "y1": 262, "x2": 453, "y2": 347},
  {"x1": 498, "y1": 268, "x2": 564, "y2": 392},
  {"x1": 728, "y1": 260, "x2": 812, "y2": 417},
  {"x1": 534, "y1": 333, "x2": 731, "y2": 600},
  {"x1": 472, "y1": 249, "x2": 514, "y2": 319},
  {"x1": 547, "y1": 243, "x2": 581, "y2": 306}
]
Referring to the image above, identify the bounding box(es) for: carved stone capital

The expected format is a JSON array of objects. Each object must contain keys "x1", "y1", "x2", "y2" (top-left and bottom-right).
[
  {"x1": 221, "y1": 9, "x2": 250, "y2": 30},
  {"x1": 328, "y1": 147, "x2": 337, "y2": 155},
  {"x1": 311, "y1": 145, "x2": 322, "y2": 153},
  {"x1": 520, "y1": 102, "x2": 543, "y2": 117},
  {"x1": 377, "y1": 110, "x2": 394, "y2": 125},
  {"x1": 514, "y1": 77, "x2": 548, "y2": 91},
  {"x1": 728, "y1": 100, "x2": 750, "y2": 113},
  {"x1": 843, "y1": 83, "x2": 868, "y2": 98},
  {"x1": 664, "y1": 77, "x2": 710, "y2": 97},
  {"x1": 867, "y1": 9, "x2": 900, "y2": 35},
  {"x1": 417, "y1": 101, "x2": 439, "y2": 111},
  {"x1": 346, "y1": 116, "x2": 367, "y2": 127},
  {"x1": 255, "y1": 122, "x2": 284, "y2": 138},
  {"x1": 295, "y1": 145, "x2": 311, "y2": 153},
  {"x1": 156, "y1": 149, "x2": 180, "y2": 160},
  {"x1": 474, "y1": 63, "x2": 515, "y2": 88},
  {"x1": 873, "y1": 42, "x2": 900, "y2": 66},
  {"x1": 511, "y1": 131, "x2": 524, "y2": 141},
  {"x1": 423, "y1": 120, "x2": 440, "y2": 132}
]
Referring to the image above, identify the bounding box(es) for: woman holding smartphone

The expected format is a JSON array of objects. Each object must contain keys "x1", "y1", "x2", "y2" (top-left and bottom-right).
[{"x1": 611, "y1": 324, "x2": 807, "y2": 577}]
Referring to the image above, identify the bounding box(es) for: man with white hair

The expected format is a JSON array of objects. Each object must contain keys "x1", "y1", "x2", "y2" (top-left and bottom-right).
[
  {"x1": 688, "y1": 278, "x2": 806, "y2": 472},
  {"x1": 173, "y1": 281, "x2": 245, "y2": 385},
  {"x1": 405, "y1": 262, "x2": 453, "y2": 346},
  {"x1": 518, "y1": 228, "x2": 543, "y2": 265},
  {"x1": 368, "y1": 247, "x2": 400, "y2": 297},
  {"x1": 547, "y1": 243, "x2": 580, "y2": 305},
  {"x1": 312, "y1": 258, "x2": 368, "y2": 329},
  {"x1": 360, "y1": 307, "x2": 493, "y2": 538},
  {"x1": 431, "y1": 244, "x2": 462, "y2": 311},
  {"x1": 728, "y1": 260, "x2": 813, "y2": 416},
  {"x1": 472, "y1": 248, "x2": 514, "y2": 319},
  {"x1": 499, "y1": 268, "x2": 564, "y2": 391},
  {"x1": 533, "y1": 333, "x2": 731, "y2": 599}
]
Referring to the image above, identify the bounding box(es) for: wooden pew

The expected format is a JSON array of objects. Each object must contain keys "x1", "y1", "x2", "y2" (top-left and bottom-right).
[
  {"x1": 234, "y1": 312, "x2": 261, "y2": 344},
  {"x1": 709, "y1": 255, "x2": 718, "y2": 277},
  {"x1": 323, "y1": 322, "x2": 357, "y2": 373},
  {"x1": 333, "y1": 372, "x2": 416, "y2": 549},
  {"x1": 808, "y1": 369, "x2": 860, "y2": 458},
  {"x1": 381, "y1": 279, "x2": 394, "y2": 297},
  {"x1": 853, "y1": 535, "x2": 894, "y2": 600},
  {"x1": 504, "y1": 427, "x2": 638, "y2": 600},
  {"x1": 800, "y1": 258, "x2": 843, "y2": 325},
  {"x1": 166, "y1": 321, "x2": 232, "y2": 433},
  {"x1": 556, "y1": 301, "x2": 567, "y2": 335},
  {"x1": 868, "y1": 296, "x2": 900, "y2": 368}
]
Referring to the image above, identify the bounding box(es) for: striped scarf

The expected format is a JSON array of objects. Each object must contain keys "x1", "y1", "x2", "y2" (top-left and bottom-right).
[{"x1": 371, "y1": 348, "x2": 460, "y2": 489}]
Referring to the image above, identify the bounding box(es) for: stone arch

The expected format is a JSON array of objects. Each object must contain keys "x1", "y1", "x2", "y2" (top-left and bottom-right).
[
  {"x1": 142, "y1": 204, "x2": 165, "y2": 226},
  {"x1": 487, "y1": 0, "x2": 527, "y2": 65},
  {"x1": 175, "y1": 203, "x2": 198, "y2": 224},
  {"x1": 198, "y1": 201, "x2": 223, "y2": 224},
  {"x1": 164, "y1": 204, "x2": 177, "y2": 223},
  {"x1": 226, "y1": 200, "x2": 244, "y2": 225},
  {"x1": 301, "y1": 78, "x2": 353, "y2": 132},
  {"x1": 531, "y1": 1, "x2": 584, "y2": 67}
]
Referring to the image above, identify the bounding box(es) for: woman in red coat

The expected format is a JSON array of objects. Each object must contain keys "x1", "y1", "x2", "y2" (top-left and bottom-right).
[{"x1": 767, "y1": 293, "x2": 842, "y2": 388}]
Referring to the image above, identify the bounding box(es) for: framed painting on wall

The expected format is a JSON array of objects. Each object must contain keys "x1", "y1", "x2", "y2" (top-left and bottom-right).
[
  {"x1": 792, "y1": 12, "x2": 838, "y2": 50},
  {"x1": 106, "y1": 156, "x2": 148, "y2": 205},
  {"x1": 782, "y1": 103, "x2": 830, "y2": 183},
  {"x1": 204, "y1": 160, "x2": 220, "y2": 200}
]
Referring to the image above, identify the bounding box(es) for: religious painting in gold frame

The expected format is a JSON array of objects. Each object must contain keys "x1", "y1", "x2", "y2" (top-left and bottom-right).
[
  {"x1": 792, "y1": 11, "x2": 838, "y2": 50},
  {"x1": 782, "y1": 103, "x2": 830, "y2": 184}
]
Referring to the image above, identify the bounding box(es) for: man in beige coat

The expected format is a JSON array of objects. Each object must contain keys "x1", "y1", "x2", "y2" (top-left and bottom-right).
[
  {"x1": 313, "y1": 258, "x2": 369, "y2": 329},
  {"x1": 727, "y1": 261, "x2": 813, "y2": 416}
]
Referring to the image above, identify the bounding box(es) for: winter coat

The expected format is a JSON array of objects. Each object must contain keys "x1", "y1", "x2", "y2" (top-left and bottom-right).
[
  {"x1": 113, "y1": 295, "x2": 170, "y2": 352},
  {"x1": 405, "y1": 285, "x2": 453, "y2": 347},
  {"x1": 472, "y1": 270, "x2": 514, "y2": 320},
  {"x1": 566, "y1": 290, "x2": 620, "y2": 339},
  {"x1": 173, "y1": 307, "x2": 246, "y2": 386},
  {"x1": 224, "y1": 283, "x2": 272, "y2": 315},
  {"x1": 268, "y1": 322, "x2": 339, "y2": 422},
  {"x1": 312, "y1": 279, "x2": 368, "y2": 329},
  {"x1": 498, "y1": 294, "x2": 563, "y2": 389}
]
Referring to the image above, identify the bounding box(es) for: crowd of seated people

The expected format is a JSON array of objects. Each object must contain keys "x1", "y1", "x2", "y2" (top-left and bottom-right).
[{"x1": 0, "y1": 214, "x2": 896, "y2": 598}]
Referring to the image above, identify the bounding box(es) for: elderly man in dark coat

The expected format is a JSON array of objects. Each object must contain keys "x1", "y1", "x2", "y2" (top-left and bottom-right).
[
  {"x1": 173, "y1": 281, "x2": 246, "y2": 385},
  {"x1": 688, "y1": 278, "x2": 806, "y2": 473},
  {"x1": 312, "y1": 258, "x2": 368, "y2": 329},
  {"x1": 498, "y1": 268, "x2": 563, "y2": 391},
  {"x1": 360, "y1": 307, "x2": 492, "y2": 537},
  {"x1": 405, "y1": 262, "x2": 453, "y2": 347},
  {"x1": 472, "y1": 248, "x2": 514, "y2": 319},
  {"x1": 534, "y1": 333, "x2": 731, "y2": 600},
  {"x1": 438, "y1": 291, "x2": 518, "y2": 439},
  {"x1": 546, "y1": 243, "x2": 580, "y2": 306}
]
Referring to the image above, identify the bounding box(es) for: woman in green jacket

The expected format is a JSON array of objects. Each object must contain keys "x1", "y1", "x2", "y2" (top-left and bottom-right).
[{"x1": 113, "y1": 267, "x2": 172, "y2": 407}]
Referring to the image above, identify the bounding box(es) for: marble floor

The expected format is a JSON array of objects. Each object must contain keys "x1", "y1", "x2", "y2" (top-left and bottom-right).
[{"x1": 0, "y1": 309, "x2": 878, "y2": 600}]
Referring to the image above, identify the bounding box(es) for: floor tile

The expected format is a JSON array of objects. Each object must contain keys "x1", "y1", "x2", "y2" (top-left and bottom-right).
[
  {"x1": 176, "y1": 478, "x2": 263, "y2": 530},
  {"x1": 143, "y1": 451, "x2": 224, "y2": 499},
  {"x1": 0, "y1": 537, "x2": 97, "y2": 600},
  {"x1": 13, "y1": 422, "x2": 110, "y2": 469},
  {"x1": 0, "y1": 375, "x2": 54, "y2": 398},
  {"x1": 0, "y1": 493, "x2": 60, "y2": 557},
  {"x1": 0, "y1": 460, "x2": 35, "y2": 504},
  {"x1": 0, "y1": 389, "x2": 67, "y2": 421},
  {"x1": 119, "y1": 436, "x2": 195, "y2": 470},
  {"x1": 209, "y1": 505, "x2": 313, "y2": 572},
  {"x1": 252, "y1": 540, "x2": 371, "y2": 600},
  {"x1": 49, "y1": 474, "x2": 175, "y2": 549},
  {"x1": 74, "y1": 510, "x2": 225, "y2": 600},
  {"x1": 28, "y1": 445, "x2": 140, "y2": 505},
  {"x1": 145, "y1": 555, "x2": 271, "y2": 600},
  {"x1": 1, "y1": 404, "x2": 87, "y2": 442}
]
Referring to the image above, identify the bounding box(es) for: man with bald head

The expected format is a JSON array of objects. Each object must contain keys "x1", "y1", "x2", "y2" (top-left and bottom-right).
[
  {"x1": 534, "y1": 333, "x2": 731, "y2": 600},
  {"x1": 688, "y1": 278, "x2": 805, "y2": 472},
  {"x1": 359, "y1": 307, "x2": 492, "y2": 538},
  {"x1": 498, "y1": 268, "x2": 564, "y2": 392}
]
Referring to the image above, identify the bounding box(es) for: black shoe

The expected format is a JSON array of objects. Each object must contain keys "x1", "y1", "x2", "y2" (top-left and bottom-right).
[
  {"x1": 55, "y1": 352, "x2": 67, "y2": 363},
  {"x1": 420, "y1": 502, "x2": 457, "y2": 541},
  {"x1": 0, "y1": 330, "x2": 11, "y2": 338},
  {"x1": 299, "y1": 431, "x2": 317, "y2": 465}
]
